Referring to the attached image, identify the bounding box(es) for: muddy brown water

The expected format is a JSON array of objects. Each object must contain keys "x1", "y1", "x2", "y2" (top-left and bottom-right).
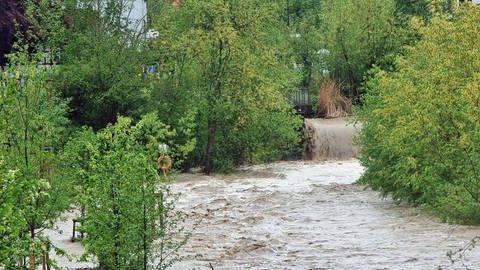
[
  {"x1": 46, "y1": 119, "x2": 480, "y2": 269},
  {"x1": 304, "y1": 118, "x2": 360, "y2": 160},
  {"x1": 171, "y1": 161, "x2": 480, "y2": 270}
]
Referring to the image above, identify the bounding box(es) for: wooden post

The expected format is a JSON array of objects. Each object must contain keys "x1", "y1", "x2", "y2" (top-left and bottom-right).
[
  {"x1": 159, "y1": 191, "x2": 164, "y2": 231},
  {"x1": 72, "y1": 219, "x2": 76, "y2": 242},
  {"x1": 80, "y1": 208, "x2": 85, "y2": 239}
]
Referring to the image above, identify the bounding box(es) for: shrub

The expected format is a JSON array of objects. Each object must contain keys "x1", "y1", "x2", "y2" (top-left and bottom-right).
[
  {"x1": 65, "y1": 114, "x2": 193, "y2": 269},
  {"x1": 357, "y1": 6, "x2": 480, "y2": 224},
  {"x1": 0, "y1": 63, "x2": 72, "y2": 268}
]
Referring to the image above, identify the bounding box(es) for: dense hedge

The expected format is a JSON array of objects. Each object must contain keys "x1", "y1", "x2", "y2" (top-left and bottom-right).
[{"x1": 357, "y1": 6, "x2": 480, "y2": 224}]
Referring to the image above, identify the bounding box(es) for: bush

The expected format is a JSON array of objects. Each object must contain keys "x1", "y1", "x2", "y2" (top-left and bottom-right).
[
  {"x1": 64, "y1": 114, "x2": 193, "y2": 269},
  {"x1": 357, "y1": 6, "x2": 480, "y2": 224},
  {"x1": 0, "y1": 62, "x2": 72, "y2": 268}
]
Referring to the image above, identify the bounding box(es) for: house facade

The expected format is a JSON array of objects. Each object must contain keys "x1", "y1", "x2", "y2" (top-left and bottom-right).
[{"x1": 129, "y1": 0, "x2": 148, "y2": 33}]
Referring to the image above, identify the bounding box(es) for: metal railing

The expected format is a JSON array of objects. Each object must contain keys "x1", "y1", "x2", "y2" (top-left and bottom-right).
[
  {"x1": 290, "y1": 88, "x2": 311, "y2": 106},
  {"x1": 289, "y1": 88, "x2": 313, "y2": 117}
]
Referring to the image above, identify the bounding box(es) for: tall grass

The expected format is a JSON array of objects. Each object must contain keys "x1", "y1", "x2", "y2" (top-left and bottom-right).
[{"x1": 317, "y1": 78, "x2": 351, "y2": 118}]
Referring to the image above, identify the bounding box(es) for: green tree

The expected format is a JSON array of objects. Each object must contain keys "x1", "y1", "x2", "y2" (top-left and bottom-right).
[
  {"x1": 55, "y1": 0, "x2": 151, "y2": 129},
  {"x1": 0, "y1": 1, "x2": 76, "y2": 267},
  {"x1": 0, "y1": 57, "x2": 71, "y2": 268},
  {"x1": 151, "y1": 184, "x2": 190, "y2": 270},
  {"x1": 0, "y1": 154, "x2": 27, "y2": 266},
  {"x1": 357, "y1": 5, "x2": 480, "y2": 224},
  {"x1": 71, "y1": 114, "x2": 191, "y2": 269},
  {"x1": 138, "y1": 60, "x2": 199, "y2": 171},
  {"x1": 152, "y1": 0, "x2": 303, "y2": 173},
  {"x1": 289, "y1": 1, "x2": 325, "y2": 90},
  {"x1": 285, "y1": 0, "x2": 323, "y2": 27},
  {"x1": 321, "y1": 0, "x2": 402, "y2": 97},
  {"x1": 60, "y1": 127, "x2": 98, "y2": 234}
]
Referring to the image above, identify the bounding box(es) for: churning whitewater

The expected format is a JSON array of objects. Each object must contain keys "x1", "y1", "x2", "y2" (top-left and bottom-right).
[{"x1": 171, "y1": 160, "x2": 480, "y2": 269}]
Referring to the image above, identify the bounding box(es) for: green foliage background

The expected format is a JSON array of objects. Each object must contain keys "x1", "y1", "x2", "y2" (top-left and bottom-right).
[
  {"x1": 320, "y1": 0, "x2": 403, "y2": 96},
  {"x1": 151, "y1": 0, "x2": 303, "y2": 173},
  {"x1": 357, "y1": 6, "x2": 480, "y2": 224}
]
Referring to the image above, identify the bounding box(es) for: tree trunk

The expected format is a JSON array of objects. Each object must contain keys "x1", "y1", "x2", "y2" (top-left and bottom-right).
[
  {"x1": 203, "y1": 38, "x2": 230, "y2": 174},
  {"x1": 204, "y1": 118, "x2": 217, "y2": 175},
  {"x1": 142, "y1": 185, "x2": 147, "y2": 270},
  {"x1": 29, "y1": 226, "x2": 35, "y2": 270}
]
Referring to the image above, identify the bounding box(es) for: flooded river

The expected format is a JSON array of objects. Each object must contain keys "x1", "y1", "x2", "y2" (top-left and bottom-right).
[
  {"x1": 170, "y1": 160, "x2": 480, "y2": 270},
  {"x1": 48, "y1": 119, "x2": 480, "y2": 269}
]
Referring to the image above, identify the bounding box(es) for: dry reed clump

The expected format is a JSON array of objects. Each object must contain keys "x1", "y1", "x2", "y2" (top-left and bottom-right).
[{"x1": 317, "y1": 78, "x2": 351, "y2": 118}]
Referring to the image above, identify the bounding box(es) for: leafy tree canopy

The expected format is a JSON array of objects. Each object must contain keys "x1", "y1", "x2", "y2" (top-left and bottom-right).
[
  {"x1": 321, "y1": 0, "x2": 403, "y2": 97},
  {"x1": 152, "y1": 0, "x2": 303, "y2": 173},
  {"x1": 357, "y1": 5, "x2": 480, "y2": 224}
]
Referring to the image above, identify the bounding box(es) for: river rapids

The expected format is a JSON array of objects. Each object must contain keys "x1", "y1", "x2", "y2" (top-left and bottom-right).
[{"x1": 46, "y1": 119, "x2": 480, "y2": 269}]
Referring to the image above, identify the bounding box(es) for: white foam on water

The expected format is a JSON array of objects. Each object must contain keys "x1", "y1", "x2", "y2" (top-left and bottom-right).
[
  {"x1": 170, "y1": 160, "x2": 480, "y2": 270},
  {"x1": 44, "y1": 159, "x2": 480, "y2": 269}
]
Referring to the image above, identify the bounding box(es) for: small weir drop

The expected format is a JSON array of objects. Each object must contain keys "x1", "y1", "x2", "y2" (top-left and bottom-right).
[{"x1": 304, "y1": 118, "x2": 360, "y2": 160}]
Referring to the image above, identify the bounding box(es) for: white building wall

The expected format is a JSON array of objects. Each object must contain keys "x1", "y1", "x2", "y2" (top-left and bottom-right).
[{"x1": 128, "y1": 0, "x2": 147, "y2": 33}]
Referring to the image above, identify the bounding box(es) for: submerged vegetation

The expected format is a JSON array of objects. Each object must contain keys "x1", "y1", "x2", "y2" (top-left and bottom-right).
[{"x1": 1, "y1": 0, "x2": 480, "y2": 268}]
